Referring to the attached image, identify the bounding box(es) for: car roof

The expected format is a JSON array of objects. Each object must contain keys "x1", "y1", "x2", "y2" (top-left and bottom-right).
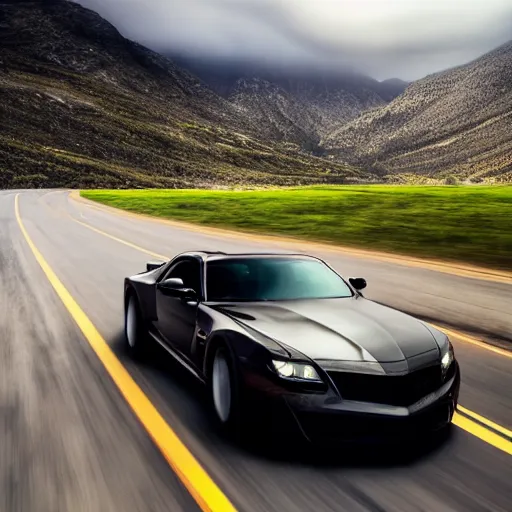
[{"x1": 179, "y1": 251, "x2": 321, "y2": 262}]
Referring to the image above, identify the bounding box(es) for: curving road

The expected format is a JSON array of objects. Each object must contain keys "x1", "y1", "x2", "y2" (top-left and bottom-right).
[{"x1": 0, "y1": 189, "x2": 511, "y2": 512}]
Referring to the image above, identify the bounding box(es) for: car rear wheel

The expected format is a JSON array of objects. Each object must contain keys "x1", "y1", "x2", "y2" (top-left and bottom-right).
[{"x1": 125, "y1": 293, "x2": 148, "y2": 358}]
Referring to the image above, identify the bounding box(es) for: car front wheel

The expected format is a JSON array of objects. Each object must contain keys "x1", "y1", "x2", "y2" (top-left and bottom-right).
[{"x1": 209, "y1": 346, "x2": 241, "y2": 432}]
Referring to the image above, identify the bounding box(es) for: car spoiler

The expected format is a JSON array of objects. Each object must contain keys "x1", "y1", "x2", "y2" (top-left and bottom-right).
[{"x1": 146, "y1": 261, "x2": 166, "y2": 272}]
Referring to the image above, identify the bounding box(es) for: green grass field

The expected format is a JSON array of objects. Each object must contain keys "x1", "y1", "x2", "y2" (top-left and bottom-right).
[{"x1": 81, "y1": 186, "x2": 512, "y2": 270}]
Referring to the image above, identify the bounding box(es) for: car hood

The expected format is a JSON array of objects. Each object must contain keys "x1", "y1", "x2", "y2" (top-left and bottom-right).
[{"x1": 217, "y1": 298, "x2": 440, "y2": 363}]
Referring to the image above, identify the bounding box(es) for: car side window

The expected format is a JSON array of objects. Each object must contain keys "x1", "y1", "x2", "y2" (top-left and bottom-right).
[{"x1": 165, "y1": 260, "x2": 202, "y2": 295}]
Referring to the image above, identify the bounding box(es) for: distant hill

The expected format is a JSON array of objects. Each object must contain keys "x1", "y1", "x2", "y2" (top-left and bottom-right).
[
  {"x1": 172, "y1": 56, "x2": 408, "y2": 151},
  {"x1": 0, "y1": 0, "x2": 370, "y2": 189},
  {"x1": 325, "y1": 42, "x2": 512, "y2": 183},
  {"x1": 378, "y1": 78, "x2": 410, "y2": 101}
]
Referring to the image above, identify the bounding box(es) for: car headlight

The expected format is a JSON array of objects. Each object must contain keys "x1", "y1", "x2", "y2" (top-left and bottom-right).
[
  {"x1": 441, "y1": 342, "x2": 454, "y2": 373},
  {"x1": 272, "y1": 360, "x2": 321, "y2": 381}
]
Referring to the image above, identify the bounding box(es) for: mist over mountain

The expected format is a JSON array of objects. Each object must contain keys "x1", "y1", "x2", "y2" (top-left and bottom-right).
[
  {"x1": 76, "y1": 0, "x2": 512, "y2": 81},
  {"x1": 171, "y1": 56, "x2": 408, "y2": 102}
]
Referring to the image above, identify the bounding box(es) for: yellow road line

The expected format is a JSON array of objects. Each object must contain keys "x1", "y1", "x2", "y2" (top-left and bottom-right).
[
  {"x1": 72, "y1": 216, "x2": 168, "y2": 261},
  {"x1": 457, "y1": 405, "x2": 512, "y2": 439},
  {"x1": 453, "y1": 412, "x2": 512, "y2": 455},
  {"x1": 15, "y1": 194, "x2": 236, "y2": 512}
]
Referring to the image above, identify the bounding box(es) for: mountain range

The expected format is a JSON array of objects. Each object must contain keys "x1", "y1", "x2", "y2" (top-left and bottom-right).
[
  {"x1": 325, "y1": 41, "x2": 512, "y2": 183},
  {"x1": 1, "y1": 0, "x2": 510, "y2": 187}
]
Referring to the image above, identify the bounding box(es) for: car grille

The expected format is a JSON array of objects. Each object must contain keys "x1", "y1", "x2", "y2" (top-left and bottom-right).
[{"x1": 327, "y1": 365, "x2": 443, "y2": 407}]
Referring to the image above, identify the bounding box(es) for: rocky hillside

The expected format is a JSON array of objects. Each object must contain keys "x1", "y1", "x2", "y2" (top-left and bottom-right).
[
  {"x1": 229, "y1": 78, "x2": 324, "y2": 154},
  {"x1": 325, "y1": 41, "x2": 512, "y2": 183},
  {"x1": 0, "y1": 0, "x2": 371, "y2": 189},
  {"x1": 174, "y1": 56, "x2": 407, "y2": 151}
]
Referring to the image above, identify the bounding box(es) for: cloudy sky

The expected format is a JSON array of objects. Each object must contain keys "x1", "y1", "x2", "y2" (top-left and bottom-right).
[{"x1": 76, "y1": 0, "x2": 512, "y2": 80}]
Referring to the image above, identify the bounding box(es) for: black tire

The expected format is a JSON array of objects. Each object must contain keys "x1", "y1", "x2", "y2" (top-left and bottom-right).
[
  {"x1": 124, "y1": 292, "x2": 149, "y2": 359},
  {"x1": 208, "y1": 345, "x2": 243, "y2": 435}
]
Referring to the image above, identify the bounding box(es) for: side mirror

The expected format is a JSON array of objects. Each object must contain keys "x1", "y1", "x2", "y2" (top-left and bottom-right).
[
  {"x1": 147, "y1": 261, "x2": 166, "y2": 272},
  {"x1": 157, "y1": 278, "x2": 197, "y2": 300},
  {"x1": 349, "y1": 277, "x2": 367, "y2": 291}
]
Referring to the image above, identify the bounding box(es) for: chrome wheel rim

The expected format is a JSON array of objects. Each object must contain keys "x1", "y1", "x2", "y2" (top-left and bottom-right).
[
  {"x1": 212, "y1": 352, "x2": 231, "y2": 423},
  {"x1": 126, "y1": 297, "x2": 137, "y2": 348}
]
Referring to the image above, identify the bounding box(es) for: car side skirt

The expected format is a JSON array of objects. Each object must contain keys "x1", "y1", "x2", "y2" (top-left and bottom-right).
[{"x1": 148, "y1": 328, "x2": 206, "y2": 384}]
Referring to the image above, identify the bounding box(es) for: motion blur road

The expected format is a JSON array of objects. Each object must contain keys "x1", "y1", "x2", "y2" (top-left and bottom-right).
[{"x1": 1, "y1": 189, "x2": 511, "y2": 512}]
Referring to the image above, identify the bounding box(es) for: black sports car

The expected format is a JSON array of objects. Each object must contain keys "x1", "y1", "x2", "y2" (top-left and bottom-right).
[{"x1": 124, "y1": 252, "x2": 460, "y2": 442}]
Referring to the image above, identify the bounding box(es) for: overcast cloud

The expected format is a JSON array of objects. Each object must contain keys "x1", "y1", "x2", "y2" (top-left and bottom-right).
[{"x1": 76, "y1": 0, "x2": 512, "y2": 80}]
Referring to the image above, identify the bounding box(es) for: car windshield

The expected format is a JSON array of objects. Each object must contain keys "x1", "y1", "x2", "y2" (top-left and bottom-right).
[{"x1": 206, "y1": 257, "x2": 353, "y2": 302}]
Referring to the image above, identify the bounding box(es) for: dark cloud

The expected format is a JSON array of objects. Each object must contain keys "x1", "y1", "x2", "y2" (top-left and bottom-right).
[{"x1": 75, "y1": 0, "x2": 512, "y2": 79}]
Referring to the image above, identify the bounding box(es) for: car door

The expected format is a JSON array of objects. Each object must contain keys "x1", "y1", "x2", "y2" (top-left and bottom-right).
[{"x1": 155, "y1": 257, "x2": 202, "y2": 359}]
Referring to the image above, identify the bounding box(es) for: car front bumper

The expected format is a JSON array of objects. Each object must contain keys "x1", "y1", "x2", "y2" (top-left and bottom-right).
[{"x1": 243, "y1": 361, "x2": 460, "y2": 443}]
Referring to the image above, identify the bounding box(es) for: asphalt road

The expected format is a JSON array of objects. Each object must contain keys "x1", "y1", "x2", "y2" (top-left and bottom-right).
[{"x1": 1, "y1": 189, "x2": 511, "y2": 512}]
